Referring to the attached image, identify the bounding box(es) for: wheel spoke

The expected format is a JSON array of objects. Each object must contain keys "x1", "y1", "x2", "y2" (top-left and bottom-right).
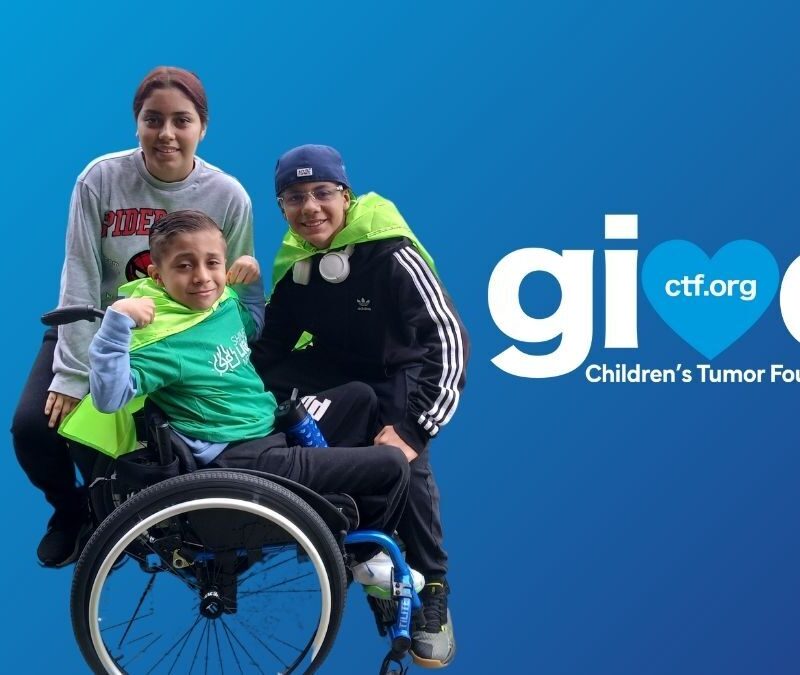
[
  {"x1": 219, "y1": 616, "x2": 268, "y2": 675},
  {"x1": 100, "y1": 610, "x2": 154, "y2": 634},
  {"x1": 213, "y1": 620, "x2": 223, "y2": 673},
  {"x1": 188, "y1": 618, "x2": 210, "y2": 675},
  {"x1": 167, "y1": 614, "x2": 203, "y2": 674},
  {"x1": 237, "y1": 546, "x2": 294, "y2": 587},
  {"x1": 121, "y1": 633, "x2": 163, "y2": 670},
  {"x1": 234, "y1": 616, "x2": 292, "y2": 670},
  {"x1": 220, "y1": 616, "x2": 245, "y2": 675},
  {"x1": 239, "y1": 587, "x2": 319, "y2": 598},
  {"x1": 264, "y1": 570, "x2": 314, "y2": 591},
  {"x1": 117, "y1": 574, "x2": 156, "y2": 648}
]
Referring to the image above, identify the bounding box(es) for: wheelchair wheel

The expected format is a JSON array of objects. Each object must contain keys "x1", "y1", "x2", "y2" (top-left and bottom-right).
[{"x1": 71, "y1": 470, "x2": 347, "y2": 674}]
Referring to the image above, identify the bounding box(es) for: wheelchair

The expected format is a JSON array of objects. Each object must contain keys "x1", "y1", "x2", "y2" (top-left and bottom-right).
[{"x1": 43, "y1": 305, "x2": 422, "y2": 675}]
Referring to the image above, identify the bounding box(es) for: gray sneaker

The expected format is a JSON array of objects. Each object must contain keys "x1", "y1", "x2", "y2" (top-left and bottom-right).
[{"x1": 410, "y1": 579, "x2": 456, "y2": 668}]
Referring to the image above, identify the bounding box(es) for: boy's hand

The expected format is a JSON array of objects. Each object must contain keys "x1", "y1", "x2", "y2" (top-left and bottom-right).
[
  {"x1": 374, "y1": 425, "x2": 418, "y2": 463},
  {"x1": 44, "y1": 391, "x2": 80, "y2": 428},
  {"x1": 227, "y1": 255, "x2": 261, "y2": 285},
  {"x1": 111, "y1": 298, "x2": 156, "y2": 328}
]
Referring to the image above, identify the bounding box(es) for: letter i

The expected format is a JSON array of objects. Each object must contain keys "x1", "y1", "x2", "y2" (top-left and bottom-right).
[{"x1": 604, "y1": 214, "x2": 638, "y2": 348}]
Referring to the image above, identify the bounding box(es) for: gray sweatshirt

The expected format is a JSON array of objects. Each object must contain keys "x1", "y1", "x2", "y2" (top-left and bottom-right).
[{"x1": 52, "y1": 148, "x2": 254, "y2": 399}]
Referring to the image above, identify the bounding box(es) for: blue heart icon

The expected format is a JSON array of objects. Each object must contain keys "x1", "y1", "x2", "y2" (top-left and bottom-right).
[{"x1": 641, "y1": 240, "x2": 779, "y2": 359}]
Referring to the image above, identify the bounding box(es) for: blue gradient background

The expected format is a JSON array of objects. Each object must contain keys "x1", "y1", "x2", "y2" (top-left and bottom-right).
[{"x1": 3, "y1": 2, "x2": 800, "y2": 673}]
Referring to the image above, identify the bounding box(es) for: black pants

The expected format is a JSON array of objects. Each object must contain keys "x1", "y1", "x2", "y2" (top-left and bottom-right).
[
  {"x1": 11, "y1": 329, "x2": 94, "y2": 518},
  {"x1": 252, "y1": 347, "x2": 448, "y2": 578},
  {"x1": 211, "y1": 382, "x2": 409, "y2": 540}
]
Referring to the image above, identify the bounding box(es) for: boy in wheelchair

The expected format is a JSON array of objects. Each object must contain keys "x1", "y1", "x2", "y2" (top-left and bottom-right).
[{"x1": 85, "y1": 208, "x2": 422, "y2": 593}]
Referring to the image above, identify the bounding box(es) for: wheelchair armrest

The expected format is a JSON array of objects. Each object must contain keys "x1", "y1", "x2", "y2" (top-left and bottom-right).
[
  {"x1": 169, "y1": 431, "x2": 198, "y2": 473},
  {"x1": 143, "y1": 399, "x2": 197, "y2": 474}
]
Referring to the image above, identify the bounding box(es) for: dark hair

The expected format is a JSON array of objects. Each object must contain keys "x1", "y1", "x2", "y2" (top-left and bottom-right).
[
  {"x1": 149, "y1": 210, "x2": 222, "y2": 263},
  {"x1": 133, "y1": 66, "x2": 209, "y2": 126}
]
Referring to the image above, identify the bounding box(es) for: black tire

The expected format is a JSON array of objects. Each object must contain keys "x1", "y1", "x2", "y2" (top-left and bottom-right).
[{"x1": 71, "y1": 470, "x2": 347, "y2": 674}]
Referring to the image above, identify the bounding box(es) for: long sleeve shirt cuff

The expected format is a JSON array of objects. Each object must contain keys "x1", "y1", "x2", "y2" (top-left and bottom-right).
[{"x1": 395, "y1": 416, "x2": 431, "y2": 454}]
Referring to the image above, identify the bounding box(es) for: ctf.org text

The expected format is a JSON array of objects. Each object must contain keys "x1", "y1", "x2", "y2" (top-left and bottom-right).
[{"x1": 665, "y1": 274, "x2": 756, "y2": 301}]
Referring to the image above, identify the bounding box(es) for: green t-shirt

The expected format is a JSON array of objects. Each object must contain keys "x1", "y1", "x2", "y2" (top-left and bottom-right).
[{"x1": 130, "y1": 296, "x2": 276, "y2": 443}]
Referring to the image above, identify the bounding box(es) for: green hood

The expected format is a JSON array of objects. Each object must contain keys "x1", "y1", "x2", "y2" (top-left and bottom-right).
[
  {"x1": 118, "y1": 277, "x2": 233, "y2": 351},
  {"x1": 272, "y1": 192, "x2": 437, "y2": 288}
]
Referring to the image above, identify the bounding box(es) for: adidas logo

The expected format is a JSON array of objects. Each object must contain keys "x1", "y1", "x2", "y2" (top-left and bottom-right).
[{"x1": 357, "y1": 297, "x2": 371, "y2": 311}]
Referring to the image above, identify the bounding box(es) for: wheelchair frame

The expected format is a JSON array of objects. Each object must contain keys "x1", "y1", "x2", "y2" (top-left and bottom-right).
[{"x1": 44, "y1": 305, "x2": 422, "y2": 675}]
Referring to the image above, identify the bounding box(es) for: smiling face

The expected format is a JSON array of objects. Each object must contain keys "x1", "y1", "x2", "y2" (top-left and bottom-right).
[
  {"x1": 136, "y1": 87, "x2": 206, "y2": 182},
  {"x1": 148, "y1": 227, "x2": 227, "y2": 310},
  {"x1": 279, "y1": 181, "x2": 350, "y2": 249}
]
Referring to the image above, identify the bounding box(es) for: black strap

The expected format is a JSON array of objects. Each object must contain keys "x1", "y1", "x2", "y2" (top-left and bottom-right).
[{"x1": 379, "y1": 651, "x2": 408, "y2": 675}]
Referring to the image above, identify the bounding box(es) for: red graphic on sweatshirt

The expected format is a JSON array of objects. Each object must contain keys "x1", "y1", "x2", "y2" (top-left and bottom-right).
[
  {"x1": 102, "y1": 208, "x2": 168, "y2": 238},
  {"x1": 126, "y1": 250, "x2": 152, "y2": 280}
]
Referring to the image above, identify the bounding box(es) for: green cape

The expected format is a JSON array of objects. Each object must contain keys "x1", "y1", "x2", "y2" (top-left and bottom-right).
[{"x1": 122, "y1": 277, "x2": 233, "y2": 350}]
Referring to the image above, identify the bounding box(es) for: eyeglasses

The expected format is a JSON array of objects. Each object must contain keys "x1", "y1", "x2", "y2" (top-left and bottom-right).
[{"x1": 278, "y1": 185, "x2": 344, "y2": 209}]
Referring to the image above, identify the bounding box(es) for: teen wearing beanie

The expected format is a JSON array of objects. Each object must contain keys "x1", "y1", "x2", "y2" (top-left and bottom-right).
[{"x1": 251, "y1": 144, "x2": 468, "y2": 668}]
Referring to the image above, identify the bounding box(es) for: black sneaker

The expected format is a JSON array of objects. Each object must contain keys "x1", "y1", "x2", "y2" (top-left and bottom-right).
[
  {"x1": 37, "y1": 509, "x2": 91, "y2": 568},
  {"x1": 410, "y1": 579, "x2": 456, "y2": 668}
]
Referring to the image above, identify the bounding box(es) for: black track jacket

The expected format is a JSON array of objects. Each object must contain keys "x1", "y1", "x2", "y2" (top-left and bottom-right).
[{"x1": 256, "y1": 238, "x2": 470, "y2": 452}]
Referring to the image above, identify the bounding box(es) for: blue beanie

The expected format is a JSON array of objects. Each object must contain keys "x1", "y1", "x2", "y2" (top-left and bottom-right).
[{"x1": 274, "y1": 144, "x2": 350, "y2": 196}]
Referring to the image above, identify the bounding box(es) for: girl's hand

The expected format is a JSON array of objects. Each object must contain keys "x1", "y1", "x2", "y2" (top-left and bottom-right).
[
  {"x1": 44, "y1": 391, "x2": 80, "y2": 428},
  {"x1": 111, "y1": 298, "x2": 156, "y2": 327},
  {"x1": 227, "y1": 255, "x2": 261, "y2": 285}
]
